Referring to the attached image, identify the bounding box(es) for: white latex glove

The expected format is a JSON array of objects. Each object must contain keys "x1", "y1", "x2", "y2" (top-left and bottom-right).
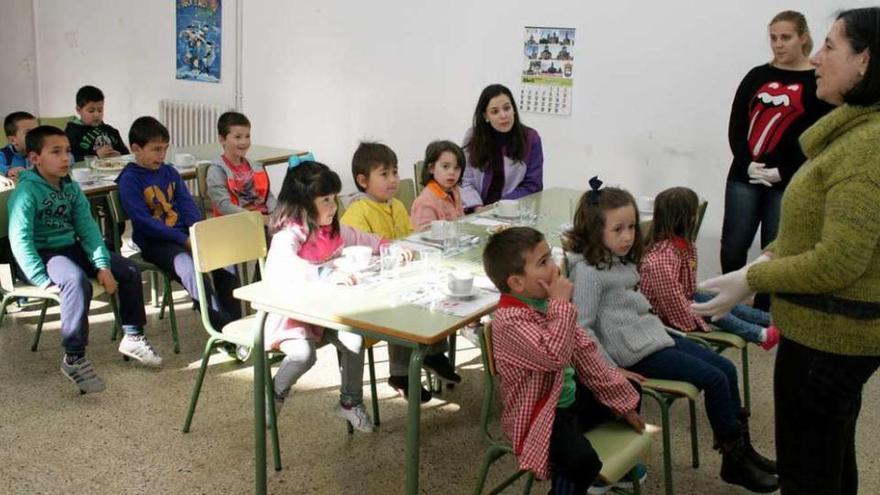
[
  {"x1": 747, "y1": 162, "x2": 772, "y2": 187},
  {"x1": 692, "y1": 268, "x2": 751, "y2": 321},
  {"x1": 761, "y1": 167, "x2": 781, "y2": 183}
]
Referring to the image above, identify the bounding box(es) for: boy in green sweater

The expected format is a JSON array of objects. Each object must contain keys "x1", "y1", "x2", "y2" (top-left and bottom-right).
[{"x1": 8, "y1": 126, "x2": 161, "y2": 394}]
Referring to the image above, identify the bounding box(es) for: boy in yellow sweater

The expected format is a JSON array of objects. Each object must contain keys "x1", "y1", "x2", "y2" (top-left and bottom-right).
[{"x1": 341, "y1": 141, "x2": 459, "y2": 402}]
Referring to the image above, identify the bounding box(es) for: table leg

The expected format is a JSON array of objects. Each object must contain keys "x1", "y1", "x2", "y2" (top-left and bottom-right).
[
  {"x1": 406, "y1": 345, "x2": 426, "y2": 495},
  {"x1": 252, "y1": 311, "x2": 268, "y2": 495}
]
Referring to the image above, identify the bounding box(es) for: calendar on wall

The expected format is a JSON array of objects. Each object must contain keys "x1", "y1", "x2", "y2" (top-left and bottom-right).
[{"x1": 521, "y1": 26, "x2": 575, "y2": 116}]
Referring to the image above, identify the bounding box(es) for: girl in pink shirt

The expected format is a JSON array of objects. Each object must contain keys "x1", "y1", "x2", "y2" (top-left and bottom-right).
[{"x1": 410, "y1": 140, "x2": 466, "y2": 232}]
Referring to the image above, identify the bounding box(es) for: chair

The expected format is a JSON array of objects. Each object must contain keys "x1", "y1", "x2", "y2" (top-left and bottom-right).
[
  {"x1": 396, "y1": 178, "x2": 416, "y2": 213},
  {"x1": 195, "y1": 161, "x2": 212, "y2": 217},
  {"x1": 106, "y1": 191, "x2": 180, "y2": 353},
  {"x1": 689, "y1": 199, "x2": 708, "y2": 243},
  {"x1": 0, "y1": 188, "x2": 122, "y2": 352},
  {"x1": 474, "y1": 323, "x2": 656, "y2": 494},
  {"x1": 38, "y1": 115, "x2": 74, "y2": 129},
  {"x1": 413, "y1": 161, "x2": 425, "y2": 195}
]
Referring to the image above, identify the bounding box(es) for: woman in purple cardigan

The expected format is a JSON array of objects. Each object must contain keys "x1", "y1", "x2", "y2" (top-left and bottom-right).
[{"x1": 461, "y1": 84, "x2": 544, "y2": 209}]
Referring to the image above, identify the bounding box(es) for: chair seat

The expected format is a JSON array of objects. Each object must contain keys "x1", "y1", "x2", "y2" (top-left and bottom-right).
[
  {"x1": 127, "y1": 252, "x2": 164, "y2": 273},
  {"x1": 8, "y1": 279, "x2": 106, "y2": 300},
  {"x1": 586, "y1": 422, "x2": 660, "y2": 483},
  {"x1": 642, "y1": 378, "x2": 700, "y2": 400},
  {"x1": 700, "y1": 330, "x2": 746, "y2": 349},
  {"x1": 218, "y1": 315, "x2": 265, "y2": 347}
]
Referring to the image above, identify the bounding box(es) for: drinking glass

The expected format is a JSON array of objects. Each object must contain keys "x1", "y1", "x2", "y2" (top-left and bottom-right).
[
  {"x1": 518, "y1": 201, "x2": 537, "y2": 225},
  {"x1": 380, "y1": 243, "x2": 400, "y2": 279},
  {"x1": 442, "y1": 222, "x2": 460, "y2": 254}
]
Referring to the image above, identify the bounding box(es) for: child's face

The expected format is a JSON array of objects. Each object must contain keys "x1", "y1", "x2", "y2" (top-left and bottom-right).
[
  {"x1": 602, "y1": 205, "x2": 638, "y2": 257},
  {"x1": 429, "y1": 151, "x2": 462, "y2": 190},
  {"x1": 8, "y1": 118, "x2": 38, "y2": 153},
  {"x1": 28, "y1": 135, "x2": 71, "y2": 183},
  {"x1": 219, "y1": 125, "x2": 251, "y2": 162},
  {"x1": 313, "y1": 193, "x2": 338, "y2": 226},
  {"x1": 76, "y1": 100, "x2": 104, "y2": 127},
  {"x1": 483, "y1": 93, "x2": 515, "y2": 133},
  {"x1": 510, "y1": 241, "x2": 558, "y2": 299},
  {"x1": 131, "y1": 138, "x2": 169, "y2": 170},
  {"x1": 357, "y1": 164, "x2": 399, "y2": 203}
]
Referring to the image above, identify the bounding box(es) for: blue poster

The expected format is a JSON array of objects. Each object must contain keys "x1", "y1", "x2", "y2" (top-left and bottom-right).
[{"x1": 176, "y1": 0, "x2": 221, "y2": 83}]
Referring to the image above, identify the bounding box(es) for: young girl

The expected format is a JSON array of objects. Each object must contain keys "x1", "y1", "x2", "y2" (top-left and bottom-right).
[
  {"x1": 410, "y1": 140, "x2": 466, "y2": 232},
  {"x1": 640, "y1": 187, "x2": 779, "y2": 350},
  {"x1": 263, "y1": 160, "x2": 385, "y2": 432},
  {"x1": 563, "y1": 180, "x2": 778, "y2": 493}
]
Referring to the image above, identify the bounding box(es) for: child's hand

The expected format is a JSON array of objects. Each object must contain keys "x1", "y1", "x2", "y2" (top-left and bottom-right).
[
  {"x1": 0, "y1": 175, "x2": 14, "y2": 189},
  {"x1": 399, "y1": 248, "x2": 414, "y2": 265},
  {"x1": 95, "y1": 145, "x2": 117, "y2": 158},
  {"x1": 7, "y1": 167, "x2": 22, "y2": 181},
  {"x1": 622, "y1": 410, "x2": 645, "y2": 433},
  {"x1": 618, "y1": 368, "x2": 646, "y2": 383},
  {"x1": 97, "y1": 268, "x2": 118, "y2": 295},
  {"x1": 330, "y1": 271, "x2": 357, "y2": 286},
  {"x1": 539, "y1": 267, "x2": 573, "y2": 302}
]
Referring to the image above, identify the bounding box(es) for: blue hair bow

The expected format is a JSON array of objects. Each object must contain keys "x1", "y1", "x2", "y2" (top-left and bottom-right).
[
  {"x1": 288, "y1": 152, "x2": 316, "y2": 168},
  {"x1": 588, "y1": 176, "x2": 603, "y2": 204}
]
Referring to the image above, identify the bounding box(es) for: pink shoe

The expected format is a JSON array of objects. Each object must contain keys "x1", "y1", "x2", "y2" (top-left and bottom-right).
[{"x1": 760, "y1": 325, "x2": 780, "y2": 350}]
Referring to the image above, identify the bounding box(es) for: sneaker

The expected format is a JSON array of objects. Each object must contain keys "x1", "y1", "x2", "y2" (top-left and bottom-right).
[
  {"x1": 118, "y1": 334, "x2": 163, "y2": 367},
  {"x1": 335, "y1": 402, "x2": 374, "y2": 433},
  {"x1": 587, "y1": 463, "x2": 648, "y2": 494},
  {"x1": 61, "y1": 356, "x2": 106, "y2": 394},
  {"x1": 388, "y1": 375, "x2": 431, "y2": 403},
  {"x1": 422, "y1": 353, "x2": 462, "y2": 383},
  {"x1": 760, "y1": 325, "x2": 780, "y2": 351}
]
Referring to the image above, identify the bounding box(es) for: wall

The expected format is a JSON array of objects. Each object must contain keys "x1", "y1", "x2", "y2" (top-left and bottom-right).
[{"x1": 0, "y1": 0, "x2": 39, "y2": 117}]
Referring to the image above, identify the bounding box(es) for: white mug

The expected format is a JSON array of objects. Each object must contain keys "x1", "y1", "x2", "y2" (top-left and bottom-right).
[
  {"x1": 71, "y1": 168, "x2": 90, "y2": 182},
  {"x1": 174, "y1": 153, "x2": 195, "y2": 168},
  {"x1": 342, "y1": 245, "x2": 372, "y2": 271},
  {"x1": 497, "y1": 199, "x2": 519, "y2": 217},
  {"x1": 448, "y1": 270, "x2": 474, "y2": 295}
]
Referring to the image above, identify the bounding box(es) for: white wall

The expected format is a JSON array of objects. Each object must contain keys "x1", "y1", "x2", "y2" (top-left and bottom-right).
[{"x1": 0, "y1": 0, "x2": 38, "y2": 117}]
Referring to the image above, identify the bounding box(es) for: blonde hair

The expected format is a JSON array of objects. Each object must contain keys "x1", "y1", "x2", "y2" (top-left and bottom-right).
[{"x1": 770, "y1": 10, "x2": 813, "y2": 57}]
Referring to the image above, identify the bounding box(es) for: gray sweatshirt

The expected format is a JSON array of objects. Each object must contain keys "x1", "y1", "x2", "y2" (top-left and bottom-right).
[{"x1": 567, "y1": 252, "x2": 674, "y2": 367}]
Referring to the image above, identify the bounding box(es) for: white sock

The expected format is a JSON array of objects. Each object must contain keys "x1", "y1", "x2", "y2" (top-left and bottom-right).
[{"x1": 759, "y1": 327, "x2": 768, "y2": 343}]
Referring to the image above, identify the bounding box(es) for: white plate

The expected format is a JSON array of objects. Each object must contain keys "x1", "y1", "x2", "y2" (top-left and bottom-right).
[
  {"x1": 90, "y1": 158, "x2": 128, "y2": 171},
  {"x1": 332, "y1": 257, "x2": 373, "y2": 272},
  {"x1": 441, "y1": 286, "x2": 481, "y2": 299}
]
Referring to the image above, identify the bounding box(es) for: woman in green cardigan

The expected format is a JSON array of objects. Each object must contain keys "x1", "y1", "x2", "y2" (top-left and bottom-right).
[{"x1": 695, "y1": 8, "x2": 880, "y2": 495}]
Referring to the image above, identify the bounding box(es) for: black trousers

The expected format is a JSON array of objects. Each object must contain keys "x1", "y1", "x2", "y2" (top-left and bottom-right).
[{"x1": 775, "y1": 337, "x2": 880, "y2": 495}]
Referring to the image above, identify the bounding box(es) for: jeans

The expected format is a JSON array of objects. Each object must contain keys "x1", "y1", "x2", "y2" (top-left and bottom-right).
[
  {"x1": 774, "y1": 337, "x2": 880, "y2": 495},
  {"x1": 693, "y1": 292, "x2": 771, "y2": 344},
  {"x1": 629, "y1": 335, "x2": 741, "y2": 436}
]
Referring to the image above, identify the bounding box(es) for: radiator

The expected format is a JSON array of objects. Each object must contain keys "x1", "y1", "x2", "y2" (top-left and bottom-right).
[{"x1": 158, "y1": 100, "x2": 232, "y2": 147}]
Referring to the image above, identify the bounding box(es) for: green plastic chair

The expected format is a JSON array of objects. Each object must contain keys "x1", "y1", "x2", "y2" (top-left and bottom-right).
[
  {"x1": 413, "y1": 161, "x2": 425, "y2": 195},
  {"x1": 695, "y1": 328, "x2": 751, "y2": 410},
  {"x1": 396, "y1": 178, "x2": 416, "y2": 213},
  {"x1": 474, "y1": 323, "x2": 656, "y2": 494},
  {"x1": 106, "y1": 190, "x2": 180, "y2": 353},
  {"x1": 0, "y1": 188, "x2": 122, "y2": 351}
]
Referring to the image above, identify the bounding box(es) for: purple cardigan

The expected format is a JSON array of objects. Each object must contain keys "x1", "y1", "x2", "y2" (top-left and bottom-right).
[{"x1": 460, "y1": 127, "x2": 544, "y2": 208}]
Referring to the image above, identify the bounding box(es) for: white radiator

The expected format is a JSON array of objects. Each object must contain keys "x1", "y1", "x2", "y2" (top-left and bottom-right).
[{"x1": 158, "y1": 100, "x2": 232, "y2": 147}]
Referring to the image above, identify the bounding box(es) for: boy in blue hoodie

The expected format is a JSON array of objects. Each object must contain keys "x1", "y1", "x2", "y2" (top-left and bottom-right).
[
  {"x1": 117, "y1": 116, "x2": 240, "y2": 335},
  {"x1": 8, "y1": 126, "x2": 162, "y2": 394},
  {"x1": 2, "y1": 112, "x2": 37, "y2": 179}
]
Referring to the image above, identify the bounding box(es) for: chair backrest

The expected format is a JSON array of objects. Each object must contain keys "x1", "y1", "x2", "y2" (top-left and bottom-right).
[
  {"x1": 195, "y1": 161, "x2": 212, "y2": 216},
  {"x1": 335, "y1": 194, "x2": 347, "y2": 219},
  {"x1": 477, "y1": 323, "x2": 503, "y2": 443},
  {"x1": 190, "y1": 211, "x2": 267, "y2": 273},
  {"x1": 413, "y1": 160, "x2": 425, "y2": 195},
  {"x1": 38, "y1": 115, "x2": 74, "y2": 129},
  {"x1": 690, "y1": 199, "x2": 708, "y2": 242},
  {"x1": 396, "y1": 178, "x2": 416, "y2": 213},
  {"x1": 104, "y1": 190, "x2": 128, "y2": 253},
  {"x1": 0, "y1": 188, "x2": 17, "y2": 291},
  {"x1": 0, "y1": 188, "x2": 13, "y2": 240}
]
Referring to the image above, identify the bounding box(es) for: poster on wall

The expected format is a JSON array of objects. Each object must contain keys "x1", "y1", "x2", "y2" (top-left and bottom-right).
[
  {"x1": 176, "y1": 0, "x2": 221, "y2": 83},
  {"x1": 521, "y1": 26, "x2": 574, "y2": 116}
]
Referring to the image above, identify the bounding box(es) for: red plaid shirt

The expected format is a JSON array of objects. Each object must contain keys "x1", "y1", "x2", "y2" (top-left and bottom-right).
[
  {"x1": 639, "y1": 237, "x2": 710, "y2": 332},
  {"x1": 492, "y1": 295, "x2": 640, "y2": 479}
]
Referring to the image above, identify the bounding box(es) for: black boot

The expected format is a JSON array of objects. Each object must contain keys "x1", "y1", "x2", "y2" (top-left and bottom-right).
[
  {"x1": 738, "y1": 409, "x2": 777, "y2": 474},
  {"x1": 719, "y1": 432, "x2": 779, "y2": 493}
]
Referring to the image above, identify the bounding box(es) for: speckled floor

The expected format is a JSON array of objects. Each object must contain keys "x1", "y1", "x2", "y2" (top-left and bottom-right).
[{"x1": 1, "y1": 288, "x2": 878, "y2": 494}]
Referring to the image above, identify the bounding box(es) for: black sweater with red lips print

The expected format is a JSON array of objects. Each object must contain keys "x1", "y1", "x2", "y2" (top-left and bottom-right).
[{"x1": 727, "y1": 63, "x2": 833, "y2": 191}]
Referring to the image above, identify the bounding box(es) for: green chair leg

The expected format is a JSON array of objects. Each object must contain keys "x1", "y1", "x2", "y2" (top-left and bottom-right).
[
  {"x1": 643, "y1": 389, "x2": 674, "y2": 495},
  {"x1": 742, "y1": 346, "x2": 751, "y2": 411},
  {"x1": 164, "y1": 277, "x2": 180, "y2": 353},
  {"x1": 367, "y1": 346, "x2": 380, "y2": 426},
  {"x1": 0, "y1": 295, "x2": 14, "y2": 327},
  {"x1": 150, "y1": 271, "x2": 160, "y2": 308},
  {"x1": 264, "y1": 356, "x2": 282, "y2": 471},
  {"x1": 446, "y1": 333, "x2": 458, "y2": 390},
  {"x1": 521, "y1": 474, "x2": 534, "y2": 494},
  {"x1": 182, "y1": 338, "x2": 217, "y2": 432},
  {"x1": 473, "y1": 446, "x2": 508, "y2": 495},
  {"x1": 689, "y1": 399, "x2": 700, "y2": 468},
  {"x1": 31, "y1": 300, "x2": 50, "y2": 351}
]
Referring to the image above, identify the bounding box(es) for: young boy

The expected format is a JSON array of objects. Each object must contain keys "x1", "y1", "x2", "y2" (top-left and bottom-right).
[
  {"x1": 8, "y1": 126, "x2": 162, "y2": 394},
  {"x1": 340, "y1": 141, "x2": 458, "y2": 402},
  {"x1": 117, "y1": 116, "x2": 240, "y2": 335},
  {"x1": 205, "y1": 111, "x2": 277, "y2": 219},
  {"x1": 1, "y1": 111, "x2": 38, "y2": 179},
  {"x1": 483, "y1": 227, "x2": 644, "y2": 493},
  {"x1": 64, "y1": 85, "x2": 129, "y2": 162}
]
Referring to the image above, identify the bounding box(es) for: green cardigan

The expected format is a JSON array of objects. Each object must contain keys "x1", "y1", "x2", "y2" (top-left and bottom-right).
[{"x1": 747, "y1": 103, "x2": 880, "y2": 356}]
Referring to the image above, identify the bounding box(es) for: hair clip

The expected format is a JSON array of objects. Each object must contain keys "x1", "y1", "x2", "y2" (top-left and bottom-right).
[
  {"x1": 288, "y1": 152, "x2": 316, "y2": 169},
  {"x1": 588, "y1": 176, "x2": 603, "y2": 204}
]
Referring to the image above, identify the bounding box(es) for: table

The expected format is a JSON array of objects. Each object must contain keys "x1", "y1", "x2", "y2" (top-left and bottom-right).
[{"x1": 234, "y1": 187, "x2": 627, "y2": 494}]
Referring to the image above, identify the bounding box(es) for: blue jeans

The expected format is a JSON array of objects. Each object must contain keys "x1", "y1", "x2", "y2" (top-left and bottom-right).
[
  {"x1": 720, "y1": 180, "x2": 782, "y2": 273},
  {"x1": 693, "y1": 292, "x2": 770, "y2": 344},
  {"x1": 628, "y1": 335, "x2": 741, "y2": 436}
]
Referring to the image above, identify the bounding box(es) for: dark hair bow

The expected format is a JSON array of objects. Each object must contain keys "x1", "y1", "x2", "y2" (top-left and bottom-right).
[{"x1": 588, "y1": 176, "x2": 603, "y2": 204}]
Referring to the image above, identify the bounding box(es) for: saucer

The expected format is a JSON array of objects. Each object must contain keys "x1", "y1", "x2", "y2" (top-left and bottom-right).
[
  {"x1": 332, "y1": 257, "x2": 372, "y2": 272},
  {"x1": 441, "y1": 286, "x2": 480, "y2": 299}
]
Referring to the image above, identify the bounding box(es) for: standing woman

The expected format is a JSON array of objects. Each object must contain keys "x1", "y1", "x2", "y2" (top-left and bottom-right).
[
  {"x1": 461, "y1": 84, "x2": 543, "y2": 209},
  {"x1": 721, "y1": 11, "x2": 833, "y2": 293},
  {"x1": 695, "y1": 8, "x2": 880, "y2": 494}
]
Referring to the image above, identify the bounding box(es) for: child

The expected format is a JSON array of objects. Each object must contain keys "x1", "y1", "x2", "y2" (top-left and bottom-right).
[
  {"x1": 341, "y1": 141, "x2": 458, "y2": 402},
  {"x1": 483, "y1": 227, "x2": 644, "y2": 493},
  {"x1": 206, "y1": 111, "x2": 277, "y2": 220},
  {"x1": 117, "y1": 116, "x2": 241, "y2": 335},
  {"x1": 409, "y1": 140, "x2": 465, "y2": 232},
  {"x1": 8, "y1": 126, "x2": 162, "y2": 393},
  {"x1": 564, "y1": 181, "x2": 779, "y2": 493},
  {"x1": 639, "y1": 187, "x2": 779, "y2": 350},
  {"x1": 264, "y1": 160, "x2": 384, "y2": 432},
  {"x1": 1, "y1": 111, "x2": 37, "y2": 179},
  {"x1": 64, "y1": 85, "x2": 129, "y2": 162}
]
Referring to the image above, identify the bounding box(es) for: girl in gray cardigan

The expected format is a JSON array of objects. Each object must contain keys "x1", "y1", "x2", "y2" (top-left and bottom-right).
[{"x1": 564, "y1": 182, "x2": 777, "y2": 493}]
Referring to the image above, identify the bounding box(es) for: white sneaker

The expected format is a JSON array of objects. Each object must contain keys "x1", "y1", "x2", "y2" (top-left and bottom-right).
[
  {"x1": 61, "y1": 356, "x2": 106, "y2": 394},
  {"x1": 118, "y1": 334, "x2": 163, "y2": 367},
  {"x1": 335, "y1": 402, "x2": 374, "y2": 433}
]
